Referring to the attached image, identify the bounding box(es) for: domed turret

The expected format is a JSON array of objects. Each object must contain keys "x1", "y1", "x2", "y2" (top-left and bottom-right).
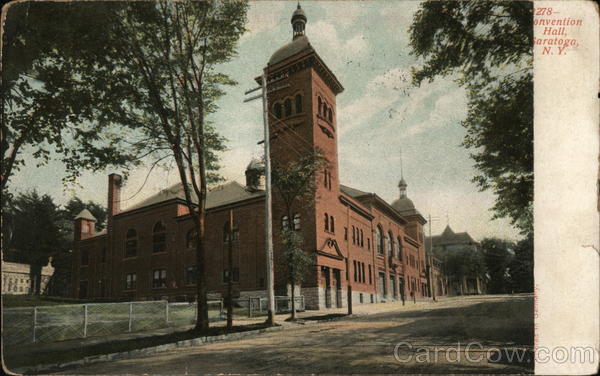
[
  {"x1": 245, "y1": 158, "x2": 265, "y2": 191},
  {"x1": 269, "y1": 3, "x2": 312, "y2": 65},
  {"x1": 391, "y1": 177, "x2": 416, "y2": 213}
]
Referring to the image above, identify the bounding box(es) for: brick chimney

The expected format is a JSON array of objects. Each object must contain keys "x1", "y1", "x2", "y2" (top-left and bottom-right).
[{"x1": 107, "y1": 173, "x2": 122, "y2": 234}]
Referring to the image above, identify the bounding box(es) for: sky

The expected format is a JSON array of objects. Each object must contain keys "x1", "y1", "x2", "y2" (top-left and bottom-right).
[{"x1": 9, "y1": 0, "x2": 523, "y2": 241}]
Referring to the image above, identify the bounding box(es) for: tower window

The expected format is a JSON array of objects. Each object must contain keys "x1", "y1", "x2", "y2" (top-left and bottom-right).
[
  {"x1": 324, "y1": 213, "x2": 329, "y2": 232},
  {"x1": 330, "y1": 216, "x2": 335, "y2": 233},
  {"x1": 328, "y1": 108, "x2": 333, "y2": 122},
  {"x1": 274, "y1": 103, "x2": 282, "y2": 119},
  {"x1": 318, "y1": 96, "x2": 322, "y2": 115},
  {"x1": 284, "y1": 98, "x2": 292, "y2": 117},
  {"x1": 295, "y1": 94, "x2": 302, "y2": 113}
]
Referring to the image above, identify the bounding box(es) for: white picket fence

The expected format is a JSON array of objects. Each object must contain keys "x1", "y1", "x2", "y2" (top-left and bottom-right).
[{"x1": 3, "y1": 296, "x2": 304, "y2": 346}]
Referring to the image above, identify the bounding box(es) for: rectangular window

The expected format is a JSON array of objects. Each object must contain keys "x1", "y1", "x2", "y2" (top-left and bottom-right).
[
  {"x1": 125, "y1": 273, "x2": 137, "y2": 290},
  {"x1": 345, "y1": 258, "x2": 349, "y2": 280},
  {"x1": 344, "y1": 227, "x2": 348, "y2": 241},
  {"x1": 352, "y1": 226, "x2": 355, "y2": 244},
  {"x1": 152, "y1": 269, "x2": 167, "y2": 288},
  {"x1": 353, "y1": 260, "x2": 357, "y2": 282},
  {"x1": 361, "y1": 263, "x2": 366, "y2": 284},
  {"x1": 367, "y1": 238, "x2": 371, "y2": 250},
  {"x1": 368, "y1": 265, "x2": 372, "y2": 284},
  {"x1": 78, "y1": 280, "x2": 88, "y2": 299},
  {"x1": 185, "y1": 265, "x2": 197, "y2": 285},
  {"x1": 80, "y1": 248, "x2": 89, "y2": 266},
  {"x1": 223, "y1": 267, "x2": 240, "y2": 283}
]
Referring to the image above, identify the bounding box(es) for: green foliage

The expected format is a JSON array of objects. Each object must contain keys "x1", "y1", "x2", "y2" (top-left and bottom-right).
[
  {"x1": 481, "y1": 238, "x2": 515, "y2": 294},
  {"x1": 62, "y1": 197, "x2": 107, "y2": 232},
  {"x1": 2, "y1": 190, "x2": 63, "y2": 266},
  {"x1": 435, "y1": 246, "x2": 484, "y2": 284},
  {"x1": 508, "y1": 234, "x2": 533, "y2": 293},
  {"x1": 409, "y1": 1, "x2": 533, "y2": 234},
  {"x1": 282, "y1": 228, "x2": 312, "y2": 286},
  {"x1": 272, "y1": 150, "x2": 327, "y2": 213},
  {"x1": 2, "y1": 2, "x2": 143, "y2": 190}
]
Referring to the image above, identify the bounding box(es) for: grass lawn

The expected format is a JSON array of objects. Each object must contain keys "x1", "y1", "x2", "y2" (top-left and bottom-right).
[{"x1": 4, "y1": 323, "x2": 275, "y2": 370}]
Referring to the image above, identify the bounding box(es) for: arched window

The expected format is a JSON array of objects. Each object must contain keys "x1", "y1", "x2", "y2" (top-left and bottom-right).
[
  {"x1": 126, "y1": 229, "x2": 137, "y2": 257},
  {"x1": 397, "y1": 236, "x2": 403, "y2": 260},
  {"x1": 152, "y1": 222, "x2": 167, "y2": 253},
  {"x1": 376, "y1": 226, "x2": 384, "y2": 255},
  {"x1": 274, "y1": 103, "x2": 282, "y2": 119},
  {"x1": 323, "y1": 103, "x2": 328, "y2": 118},
  {"x1": 282, "y1": 215, "x2": 289, "y2": 230},
  {"x1": 293, "y1": 213, "x2": 301, "y2": 230},
  {"x1": 324, "y1": 213, "x2": 329, "y2": 232},
  {"x1": 223, "y1": 221, "x2": 239, "y2": 242},
  {"x1": 186, "y1": 229, "x2": 197, "y2": 249},
  {"x1": 328, "y1": 108, "x2": 333, "y2": 122},
  {"x1": 318, "y1": 96, "x2": 322, "y2": 115},
  {"x1": 284, "y1": 98, "x2": 292, "y2": 117},
  {"x1": 295, "y1": 94, "x2": 302, "y2": 113},
  {"x1": 330, "y1": 216, "x2": 335, "y2": 233},
  {"x1": 386, "y1": 231, "x2": 393, "y2": 256},
  {"x1": 360, "y1": 229, "x2": 364, "y2": 247}
]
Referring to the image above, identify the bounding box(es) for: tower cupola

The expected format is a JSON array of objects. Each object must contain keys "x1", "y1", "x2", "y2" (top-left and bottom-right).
[{"x1": 291, "y1": 3, "x2": 307, "y2": 40}]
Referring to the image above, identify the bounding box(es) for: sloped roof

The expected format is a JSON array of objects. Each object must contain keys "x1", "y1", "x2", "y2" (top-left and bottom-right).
[
  {"x1": 340, "y1": 184, "x2": 369, "y2": 199},
  {"x1": 75, "y1": 209, "x2": 97, "y2": 221},
  {"x1": 426, "y1": 225, "x2": 477, "y2": 247},
  {"x1": 122, "y1": 181, "x2": 264, "y2": 214}
]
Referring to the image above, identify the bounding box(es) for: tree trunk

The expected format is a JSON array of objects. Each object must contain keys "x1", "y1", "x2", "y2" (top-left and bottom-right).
[
  {"x1": 226, "y1": 210, "x2": 233, "y2": 329},
  {"x1": 290, "y1": 277, "x2": 296, "y2": 320},
  {"x1": 194, "y1": 213, "x2": 209, "y2": 333}
]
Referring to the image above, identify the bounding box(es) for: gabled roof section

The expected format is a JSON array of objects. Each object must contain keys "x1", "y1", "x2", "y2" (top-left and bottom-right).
[
  {"x1": 340, "y1": 184, "x2": 369, "y2": 199},
  {"x1": 121, "y1": 181, "x2": 264, "y2": 215},
  {"x1": 426, "y1": 225, "x2": 477, "y2": 247},
  {"x1": 75, "y1": 209, "x2": 97, "y2": 221}
]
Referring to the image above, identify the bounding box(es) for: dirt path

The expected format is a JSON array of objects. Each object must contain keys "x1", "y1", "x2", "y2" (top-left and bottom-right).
[{"x1": 57, "y1": 295, "x2": 533, "y2": 374}]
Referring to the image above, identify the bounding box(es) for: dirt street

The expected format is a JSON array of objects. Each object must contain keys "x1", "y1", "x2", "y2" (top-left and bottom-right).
[{"x1": 57, "y1": 295, "x2": 533, "y2": 374}]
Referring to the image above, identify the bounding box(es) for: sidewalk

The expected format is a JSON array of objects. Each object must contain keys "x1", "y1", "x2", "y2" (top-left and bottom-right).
[{"x1": 4, "y1": 297, "x2": 444, "y2": 373}]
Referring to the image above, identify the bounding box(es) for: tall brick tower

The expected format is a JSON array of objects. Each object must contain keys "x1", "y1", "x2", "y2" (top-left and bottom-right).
[{"x1": 262, "y1": 3, "x2": 345, "y2": 307}]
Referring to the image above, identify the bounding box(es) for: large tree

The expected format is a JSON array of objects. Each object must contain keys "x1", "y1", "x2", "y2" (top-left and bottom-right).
[
  {"x1": 2, "y1": 190, "x2": 63, "y2": 294},
  {"x1": 1, "y1": 2, "x2": 142, "y2": 193},
  {"x1": 272, "y1": 152, "x2": 326, "y2": 320},
  {"x1": 20, "y1": 0, "x2": 248, "y2": 332},
  {"x1": 409, "y1": 1, "x2": 533, "y2": 235},
  {"x1": 481, "y1": 238, "x2": 514, "y2": 294},
  {"x1": 508, "y1": 234, "x2": 533, "y2": 293}
]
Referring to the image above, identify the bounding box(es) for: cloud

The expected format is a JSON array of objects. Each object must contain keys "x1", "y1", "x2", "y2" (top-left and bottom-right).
[{"x1": 309, "y1": 20, "x2": 368, "y2": 71}]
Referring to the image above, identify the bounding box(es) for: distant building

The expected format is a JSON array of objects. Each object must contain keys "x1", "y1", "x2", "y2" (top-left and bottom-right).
[
  {"x1": 1, "y1": 254, "x2": 55, "y2": 295},
  {"x1": 426, "y1": 225, "x2": 485, "y2": 295},
  {"x1": 70, "y1": 4, "x2": 445, "y2": 308}
]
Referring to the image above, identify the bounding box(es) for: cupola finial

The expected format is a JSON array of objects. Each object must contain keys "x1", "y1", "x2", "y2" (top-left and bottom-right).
[{"x1": 291, "y1": 3, "x2": 307, "y2": 40}]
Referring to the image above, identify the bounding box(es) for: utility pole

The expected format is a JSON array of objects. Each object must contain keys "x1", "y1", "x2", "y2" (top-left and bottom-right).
[
  {"x1": 226, "y1": 209, "x2": 234, "y2": 329},
  {"x1": 243, "y1": 72, "x2": 289, "y2": 326}
]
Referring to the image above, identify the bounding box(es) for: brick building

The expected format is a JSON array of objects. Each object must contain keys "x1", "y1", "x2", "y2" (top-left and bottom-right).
[{"x1": 71, "y1": 4, "x2": 443, "y2": 309}]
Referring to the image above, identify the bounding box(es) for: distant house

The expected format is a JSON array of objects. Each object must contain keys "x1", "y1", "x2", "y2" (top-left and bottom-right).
[
  {"x1": 1, "y1": 254, "x2": 55, "y2": 295},
  {"x1": 426, "y1": 225, "x2": 485, "y2": 295}
]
